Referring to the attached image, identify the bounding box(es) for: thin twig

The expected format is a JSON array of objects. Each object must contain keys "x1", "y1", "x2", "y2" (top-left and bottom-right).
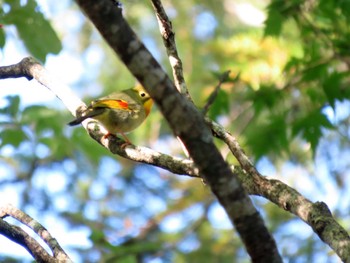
[
  {"x1": 150, "y1": 0, "x2": 194, "y2": 158},
  {"x1": 150, "y1": 0, "x2": 192, "y2": 101},
  {"x1": 0, "y1": 218, "x2": 53, "y2": 263}
]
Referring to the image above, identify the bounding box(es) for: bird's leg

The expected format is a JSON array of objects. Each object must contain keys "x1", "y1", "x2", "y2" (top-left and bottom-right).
[
  {"x1": 101, "y1": 133, "x2": 132, "y2": 149},
  {"x1": 120, "y1": 132, "x2": 132, "y2": 149},
  {"x1": 102, "y1": 132, "x2": 113, "y2": 142}
]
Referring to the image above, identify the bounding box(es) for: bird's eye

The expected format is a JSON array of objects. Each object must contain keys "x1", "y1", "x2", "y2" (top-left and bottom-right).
[{"x1": 140, "y1": 92, "x2": 146, "y2": 97}]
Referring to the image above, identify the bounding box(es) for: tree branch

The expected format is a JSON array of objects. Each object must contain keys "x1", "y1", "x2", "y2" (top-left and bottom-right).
[
  {"x1": 0, "y1": 218, "x2": 53, "y2": 262},
  {"x1": 86, "y1": 121, "x2": 199, "y2": 177},
  {"x1": 0, "y1": 57, "x2": 83, "y2": 116},
  {"x1": 0, "y1": 204, "x2": 72, "y2": 262},
  {"x1": 150, "y1": 0, "x2": 191, "y2": 101},
  {"x1": 74, "y1": 1, "x2": 282, "y2": 262},
  {"x1": 210, "y1": 120, "x2": 350, "y2": 262},
  {"x1": 145, "y1": 1, "x2": 350, "y2": 261},
  {"x1": 0, "y1": 57, "x2": 199, "y2": 177},
  {"x1": 0, "y1": 2, "x2": 348, "y2": 262}
]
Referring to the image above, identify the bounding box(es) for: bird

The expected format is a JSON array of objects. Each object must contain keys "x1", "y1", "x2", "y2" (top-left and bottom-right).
[{"x1": 68, "y1": 84, "x2": 153, "y2": 144}]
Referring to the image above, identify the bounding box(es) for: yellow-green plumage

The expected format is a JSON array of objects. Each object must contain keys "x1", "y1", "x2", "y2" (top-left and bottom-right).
[{"x1": 68, "y1": 85, "x2": 153, "y2": 138}]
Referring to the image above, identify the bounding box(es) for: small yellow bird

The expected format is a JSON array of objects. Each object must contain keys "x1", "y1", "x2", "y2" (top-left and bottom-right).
[{"x1": 68, "y1": 85, "x2": 153, "y2": 144}]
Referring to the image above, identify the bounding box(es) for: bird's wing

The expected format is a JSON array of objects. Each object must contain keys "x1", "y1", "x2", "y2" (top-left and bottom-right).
[{"x1": 92, "y1": 99, "x2": 130, "y2": 110}]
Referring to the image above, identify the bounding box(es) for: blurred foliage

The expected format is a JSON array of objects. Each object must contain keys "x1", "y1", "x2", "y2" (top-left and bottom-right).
[
  {"x1": 0, "y1": 0, "x2": 350, "y2": 262},
  {"x1": 1, "y1": 0, "x2": 62, "y2": 62}
]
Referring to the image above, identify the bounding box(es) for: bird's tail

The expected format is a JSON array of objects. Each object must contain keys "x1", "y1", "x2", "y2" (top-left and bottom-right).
[
  {"x1": 68, "y1": 116, "x2": 86, "y2": 126},
  {"x1": 68, "y1": 107, "x2": 105, "y2": 126}
]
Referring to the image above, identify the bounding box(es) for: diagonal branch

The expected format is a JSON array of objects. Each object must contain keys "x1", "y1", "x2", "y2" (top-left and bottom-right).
[
  {"x1": 75, "y1": 1, "x2": 282, "y2": 262},
  {"x1": 148, "y1": 1, "x2": 350, "y2": 261},
  {"x1": 209, "y1": 120, "x2": 350, "y2": 262},
  {"x1": 0, "y1": 204, "x2": 72, "y2": 262},
  {"x1": 0, "y1": 57, "x2": 198, "y2": 177},
  {"x1": 0, "y1": 218, "x2": 53, "y2": 262},
  {"x1": 1, "y1": 57, "x2": 348, "y2": 260},
  {"x1": 1, "y1": 58, "x2": 349, "y2": 261},
  {"x1": 0, "y1": 57, "x2": 83, "y2": 116}
]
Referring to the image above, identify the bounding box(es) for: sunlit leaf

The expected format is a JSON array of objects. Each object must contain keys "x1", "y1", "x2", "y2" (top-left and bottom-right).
[
  {"x1": 21, "y1": 105, "x2": 57, "y2": 132},
  {"x1": 3, "y1": 0, "x2": 62, "y2": 62},
  {"x1": 0, "y1": 127, "x2": 27, "y2": 147}
]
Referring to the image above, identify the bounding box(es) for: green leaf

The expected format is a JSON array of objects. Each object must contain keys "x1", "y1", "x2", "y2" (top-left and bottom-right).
[
  {"x1": 208, "y1": 89, "x2": 230, "y2": 119},
  {"x1": 247, "y1": 85, "x2": 284, "y2": 115},
  {"x1": 339, "y1": 1, "x2": 350, "y2": 17},
  {"x1": 21, "y1": 105, "x2": 70, "y2": 139},
  {"x1": 304, "y1": 87, "x2": 325, "y2": 104},
  {"x1": 284, "y1": 56, "x2": 302, "y2": 72},
  {"x1": 0, "y1": 95, "x2": 21, "y2": 119},
  {"x1": 89, "y1": 229, "x2": 106, "y2": 243},
  {"x1": 264, "y1": 0, "x2": 302, "y2": 37},
  {"x1": 0, "y1": 127, "x2": 27, "y2": 147},
  {"x1": 108, "y1": 255, "x2": 137, "y2": 263},
  {"x1": 0, "y1": 28, "x2": 5, "y2": 48},
  {"x1": 71, "y1": 128, "x2": 109, "y2": 165},
  {"x1": 245, "y1": 114, "x2": 289, "y2": 160},
  {"x1": 39, "y1": 135, "x2": 73, "y2": 159},
  {"x1": 322, "y1": 72, "x2": 345, "y2": 109},
  {"x1": 112, "y1": 242, "x2": 160, "y2": 254},
  {"x1": 292, "y1": 109, "x2": 333, "y2": 153},
  {"x1": 22, "y1": 105, "x2": 55, "y2": 125},
  {"x1": 3, "y1": 0, "x2": 62, "y2": 62},
  {"x1": 264, "y1": 8, "x2": 284, "y2": 37},
  {"x1": 302, "y1": 63, "x2": 328, "y2": 82}
]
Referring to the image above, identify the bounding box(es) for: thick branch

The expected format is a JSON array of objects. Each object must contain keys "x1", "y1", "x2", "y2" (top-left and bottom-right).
[
  {"x1": 0, "y1": 3, "x2": 347, "y2": 262},
  {"x1": 1, "y1": 59, "x2": 348, "y2": 261},
  {"x1": 86, "y1": 121, "x2": 199, "y2": 177},
  {"x1": 146, "y1": 1, "x2": 350, "y2": 260},
  {"x1": 0, "y1": 34, "x2": 348, "y2": 263},
  {"x1": 75, "y1": 1, "x2": 281, "y2": 262},
  {"x1": 211, "y1": 120, "x2": 350, "y2": 262},
  {"x1": 0, "y1": 57, "x2": 34, "y2": 80}
]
